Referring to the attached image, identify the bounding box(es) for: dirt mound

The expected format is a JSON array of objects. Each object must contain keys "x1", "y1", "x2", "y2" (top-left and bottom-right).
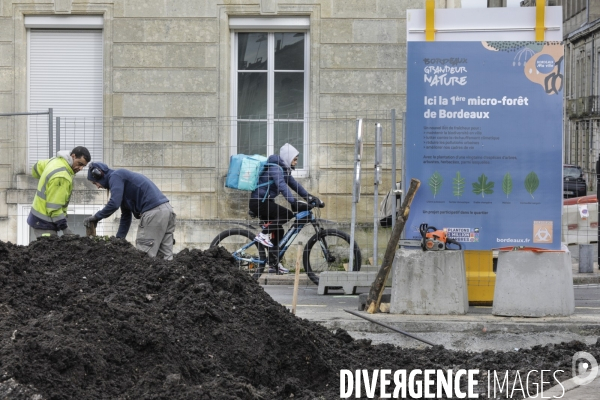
[{"x1": 0, "y1": 237, "x2": 599, "y2": 399}]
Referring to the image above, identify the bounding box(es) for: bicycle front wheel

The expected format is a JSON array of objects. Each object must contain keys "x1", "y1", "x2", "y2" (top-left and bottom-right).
[
  {"x1": 210, "y1": 229, "x2": 266, "y2": 280},
  {"x1": 303, "y1": 229, "x2": 362, "y2": 286}
]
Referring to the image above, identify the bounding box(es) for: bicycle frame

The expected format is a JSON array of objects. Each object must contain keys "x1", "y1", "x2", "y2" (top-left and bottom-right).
[{"x1": 231, "y1": 210, "x2": 318, "y2": 266}]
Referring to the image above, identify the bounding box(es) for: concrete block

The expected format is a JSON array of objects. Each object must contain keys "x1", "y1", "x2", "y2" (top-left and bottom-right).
[
  {"x1": 113, "y1": 19, "x2": 145, "y2": 43},
  {"x1": 0, "y1": 43, "x2": 13, "y2": 67},
  {"x1": 115, "y1": 94, "x2": 217, "y2": 118},
  {"x1": 320, "y1": 70, "x2": 402, "y2": 94},
  {"x1": 579, "y1": 244, "x2": 594, "y2": 273},
  {"x1": 376, "y1": 95, "x2": 407, "y2": 113},
  {"x1": 0, "y1": 93, "x2": 11, "y2": 112},
  {"x1": 0, "y1": 190, "x2": 7, "y2": 216},
  {"x1": 332, "y1": 0, "x2": 378, "y2": 18},
  {"x1": 320, "y1": 44, "x2": 404, "y2": 69},
  {"x1": 353, "y1": 20, "x2": 399, "y2": 43},
  {"x1": 113, "y1": 44, "x2": 217, "y2": 68},
  {"x1": 0, "y1": 165, "x2": 10, "y2": 189},
  {"x1": 377, "y1": 0, "x2": 409, "y2": 18},
  {"x1": 0, "y1": 18, "x2": 12, "y2": 41},
  {"x1": 54, "y1": 0, "x2": 73, "y2": 13},
  {"x1": 166, "y1": 0, "x2": 217, "y2": 17},
  {"x1": 114, "y1": 69, "x2": 217, "y2": 93},
  {"x1": 317, "y1": 271, "x2": 391, "y2": 295},
  {"x1": 144, "y1": 19, "x2": 217, "y2": 43},
  {"x1": 122, "y1": 0, "x2": 166, "y2": 18},
  {"x1": 492, "y1": 251, "x2": 575, "y2": 317},
  {"x1": 319, "y1": 94, "x2": 373, "y2": 114},
  {"x1": 316, "y1": 170, "x2": 352, "y2": 195},
  {"x1": 0, "y1": 68, "x2": 12, "y2": 90},
  {"x1": 114, "y1": 142, "x2": 218, "y2": 169},
  {"x1": 390, "y1": 249, "x2": 469, "y2": 315},
  {"x1": 320, "y1": 19, "x2": 353, "y2": 43},
  {"x1": 113, "y1": 19, "x2": 217, "y2": 43}
]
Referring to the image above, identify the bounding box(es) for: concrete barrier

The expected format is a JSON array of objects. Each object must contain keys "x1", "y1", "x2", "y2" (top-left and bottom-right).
[
  {"x1": 562, "y1": 200, "x2": 598, "y2": 245},
  {"x1": 492, "y1": 251, "x2": 575, "y2": 317},
  {"x1": 317, "y1": 266, "x2": 392, "y2": 295},
  {"x1": 389, "y1": 249, "x2": 468, "y2": 315},
  {"x1": 579, "y1": 244, "x2": 594, "y2": 273}
]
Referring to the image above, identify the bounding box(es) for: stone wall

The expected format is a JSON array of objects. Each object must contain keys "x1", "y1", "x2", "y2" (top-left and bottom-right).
[{"x1": 0, "y1": 0, "x2": 433, "y2": 254}]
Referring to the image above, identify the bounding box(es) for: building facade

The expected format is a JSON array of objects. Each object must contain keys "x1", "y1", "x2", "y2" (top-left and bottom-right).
[
  {"x1": 522, "y1": 0, "x2": 600, "y2": 190},
  {"x1": 4, "y1": 1, "x2": 542, "y2": 254},
  {"x1": 1, "y1": 0, "x2": 438, "y2": 250}
]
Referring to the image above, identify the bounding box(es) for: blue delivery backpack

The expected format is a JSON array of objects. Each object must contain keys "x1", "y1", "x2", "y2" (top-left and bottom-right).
[{"x1": 225, "y1": 154, "x2": 271, "y2": 191}]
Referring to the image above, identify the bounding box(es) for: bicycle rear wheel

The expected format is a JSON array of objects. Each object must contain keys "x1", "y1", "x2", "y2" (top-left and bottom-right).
[
  {"x1": 210, "y1": 229, "x2": 267, "y2": 280},
  {"x1": 303, "y1": 229, "x2": 362, "y2": 286}
]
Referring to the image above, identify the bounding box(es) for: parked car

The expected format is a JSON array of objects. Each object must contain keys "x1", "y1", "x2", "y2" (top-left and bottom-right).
[{"x1": 563, "y1": 164, "x2": 587, "y2": 198}]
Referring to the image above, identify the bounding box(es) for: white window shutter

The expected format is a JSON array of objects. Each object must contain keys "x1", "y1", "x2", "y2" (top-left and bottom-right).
[{"x1": 29, "y1": 29, "x2": 103, "y2": 169}]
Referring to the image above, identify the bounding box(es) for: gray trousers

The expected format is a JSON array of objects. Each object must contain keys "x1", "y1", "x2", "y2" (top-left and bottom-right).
[{"x1": 135, "y1": 202, "x2": 176, "y2": 260}]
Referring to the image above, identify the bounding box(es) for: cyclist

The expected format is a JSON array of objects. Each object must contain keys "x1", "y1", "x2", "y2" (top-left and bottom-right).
[{"x1": 249, "y1": 143, "x2": 321, "y2": 273}]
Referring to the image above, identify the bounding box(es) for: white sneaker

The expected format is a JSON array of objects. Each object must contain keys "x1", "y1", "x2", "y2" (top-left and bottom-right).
[
  {"x1": 254, "y1": 232, "x2": 273, "y2": 247},
  {"x1": 268, "y1": 263, "x2": 289, "y2": 274},
  {"x1": 278, "y1": 263, "x2": 289, "y2": 274}
]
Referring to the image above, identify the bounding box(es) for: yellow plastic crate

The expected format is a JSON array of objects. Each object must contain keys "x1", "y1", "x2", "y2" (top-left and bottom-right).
[{"x1": 464, "y1": 250, "x2": 496, "y2": 306}]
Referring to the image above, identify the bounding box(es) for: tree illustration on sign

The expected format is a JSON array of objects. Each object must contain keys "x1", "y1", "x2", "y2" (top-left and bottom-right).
[
  {"x1": 472, "y1": 173, "x2": 494, "y2": 198},
  {"x1": 524, "y1": 171, "x2": 539, "y2": 199},
  {"x1": 429, "y1": 171, "x2": 443, "y2": 198},
  {"x1": 502, "y1": 172, "x2": 513, "y2": 198},
  {"x1": 453, "y1": 171, "x2": 465, "y2": 198}
]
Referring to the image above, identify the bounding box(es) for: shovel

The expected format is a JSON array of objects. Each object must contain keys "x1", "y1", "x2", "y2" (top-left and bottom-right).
[{"x1": 86, "y1": 221, "x2": 97, "y2": 237}]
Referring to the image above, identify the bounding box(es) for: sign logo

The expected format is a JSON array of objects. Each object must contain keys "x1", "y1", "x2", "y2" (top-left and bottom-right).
[
  {"x1": 572, "y1": 351, "x2": 599, "y2": 385},
  {"x1": 535, "y1": 54, "x2": 556, "y2": 74},
  {"x1": 533, "y1": 221, "x2": 553, "y2": 243}
]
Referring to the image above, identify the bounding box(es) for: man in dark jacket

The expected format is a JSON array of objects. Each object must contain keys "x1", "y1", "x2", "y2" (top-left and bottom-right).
[
  {"x1": 83, "y1": 162, "x2": 176, "y2": 260},
  {"x1": 249, "y1": 143, "x2": 320, "y2": 273}
]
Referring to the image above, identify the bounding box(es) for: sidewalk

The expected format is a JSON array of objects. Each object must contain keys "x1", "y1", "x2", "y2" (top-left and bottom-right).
[{"x1": 260, "y1": 259, "x2": 600, "y2": 286}]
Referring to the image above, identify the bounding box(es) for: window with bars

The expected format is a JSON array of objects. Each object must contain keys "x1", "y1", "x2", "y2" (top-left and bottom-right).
[{"x1": 233, "y1": 31, "x2": 308, "y2": 169}]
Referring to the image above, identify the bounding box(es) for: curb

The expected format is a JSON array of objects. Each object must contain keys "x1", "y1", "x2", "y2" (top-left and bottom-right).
[{"x1": 260, "y1": 275, "x2": 600, "y2": 287}]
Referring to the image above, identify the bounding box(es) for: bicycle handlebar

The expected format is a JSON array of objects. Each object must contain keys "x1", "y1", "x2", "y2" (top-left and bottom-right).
[{"x1": 311, "y1": 199, "x2": 325, "y2": 208}]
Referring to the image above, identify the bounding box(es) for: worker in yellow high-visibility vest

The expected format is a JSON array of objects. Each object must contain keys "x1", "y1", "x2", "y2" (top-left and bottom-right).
[{"x1": 27, "y1": 146, "x2": 91, "y2": 239}]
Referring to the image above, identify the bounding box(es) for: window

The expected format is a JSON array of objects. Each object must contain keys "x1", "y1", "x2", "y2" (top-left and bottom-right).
[
  {"x1": 231, "y1": 18, "x2": 309, "y2": 170},
  {"x1": 25, "y1": 16, "x2": 103, "y2": 170}
]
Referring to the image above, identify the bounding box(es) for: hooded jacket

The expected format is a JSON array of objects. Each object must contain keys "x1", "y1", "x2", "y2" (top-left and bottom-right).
[
  {"x1": 27, "y1": 150, "x2": 75, "y2": 231},
  {"x1": 87, "y1": 162, "x2": 169, "y2": 238},
  {"x1": 250, "y1": 143, "x2": 309, "y2": 204}
]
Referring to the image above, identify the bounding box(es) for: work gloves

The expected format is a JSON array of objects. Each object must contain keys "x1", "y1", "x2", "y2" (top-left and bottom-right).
[
  {"x1": 83, "y1": 215, "x2": 100, "y2": 228},
  {"x1": 62, "y1": 227, "x2": 77, "y2": 237},
  {"x1": 292, "y1": 201, "x2": 313, "y2": 213},
  {"x1": 307, "y1": 195, "x2": 325, "y2": 208}
]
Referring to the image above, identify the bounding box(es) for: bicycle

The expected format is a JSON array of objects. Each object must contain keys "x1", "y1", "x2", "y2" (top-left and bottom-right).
[{"x1": 209, "y1": 200, "x2": 362, "y2": 286}]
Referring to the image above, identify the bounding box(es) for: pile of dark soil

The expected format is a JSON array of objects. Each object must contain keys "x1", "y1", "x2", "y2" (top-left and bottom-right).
[{"x1": 0, "y1": 237, "x2": 599, "y2": 400}]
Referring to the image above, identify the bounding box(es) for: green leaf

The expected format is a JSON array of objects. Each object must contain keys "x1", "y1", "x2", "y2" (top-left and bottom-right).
[
  {"x1": 429, "y1": 171, "x2": 443, "y2": 198},
  {"x1": 524, "y1": 171, "x2": 539, "y2": 199},
  {"x1": 453, "y1": 171, "x2": 465, "y2": 197},
  {"x1": 502, "y1": 172, "x2": 513, "y2": 198},
  {"x1": 472, "y1": 173, "x2": 495, "y2": 198}
]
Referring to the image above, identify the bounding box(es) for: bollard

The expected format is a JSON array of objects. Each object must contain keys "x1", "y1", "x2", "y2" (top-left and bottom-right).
[{"x1": 579, "y1": 244, "x2": 594, "y2": 273}]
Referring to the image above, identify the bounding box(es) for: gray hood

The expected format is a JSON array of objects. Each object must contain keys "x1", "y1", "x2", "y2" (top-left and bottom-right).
[
  {"x1": 57, "y1": 150, "x2": 73, "y2": 167},
  {"x1": 279, "y1": 143, "x2": 299, "y2": 169}
]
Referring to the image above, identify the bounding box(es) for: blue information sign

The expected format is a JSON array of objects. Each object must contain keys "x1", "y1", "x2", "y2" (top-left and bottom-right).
[{"x1": 405, "y1": 41, "x2": 563, "y2": 250}]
